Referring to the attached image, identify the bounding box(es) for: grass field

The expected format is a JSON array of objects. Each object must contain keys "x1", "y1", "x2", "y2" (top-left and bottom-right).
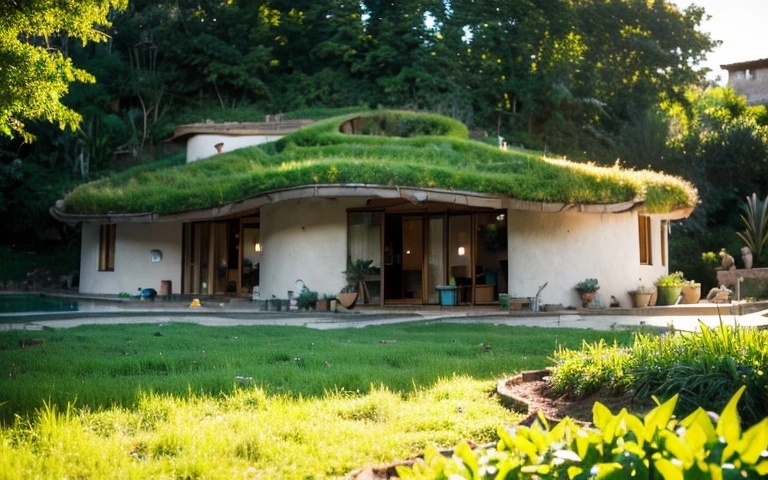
[{"x1": 0, "y1": 322, "x2": 633, "y2": 478}]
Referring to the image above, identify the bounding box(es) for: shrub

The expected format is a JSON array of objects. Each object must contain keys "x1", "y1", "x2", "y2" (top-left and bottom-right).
[
  {"x1": 550, "y1": 321, "x2": 768, "y2": 426},
  {"x1": 397, "y1": 387, "x2": 768, "y2": 479}
]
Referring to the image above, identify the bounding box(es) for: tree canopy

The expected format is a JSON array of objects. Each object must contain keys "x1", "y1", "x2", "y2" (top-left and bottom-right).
[{"x1": 0, "y1": 0, "x2": 127, "y2": 142}]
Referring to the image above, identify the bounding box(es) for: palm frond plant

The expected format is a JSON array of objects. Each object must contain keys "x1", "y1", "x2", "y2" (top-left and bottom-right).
[
  {"x1": 343, "y1": 257, "x2": 375, "y2": 304},
  {"x1": 736, "y1": 192, "x2": 768, "y2": 266}
]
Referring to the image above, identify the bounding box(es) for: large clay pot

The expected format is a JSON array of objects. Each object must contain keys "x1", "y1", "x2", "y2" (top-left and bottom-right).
[
  {"x1": 680, "y1": 284, "x2": 701, "y2": 304},
  {"x1": 657, "y1": 286, "x2": 682, "y2": 306},
  {"x1": 631, "y1": 292, "x2": 652, "y2": 308},
  {"x1": 337, "y1": 292, "x2": 358, "y2": 309}
]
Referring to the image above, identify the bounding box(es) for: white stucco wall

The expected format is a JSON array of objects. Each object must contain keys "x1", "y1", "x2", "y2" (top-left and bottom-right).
[
  {"x1": 79, "y1": 223, "x2": 183, "y2": 295},
  {"x1": 259, "y1": 198, "x2": 367, "y2": 299},
  {"x1": 186, "y1": 134, "x2": 282, "y2": 162},
  {"x1": 506, "y1": 210, "x2": 668, "y2": 308}
]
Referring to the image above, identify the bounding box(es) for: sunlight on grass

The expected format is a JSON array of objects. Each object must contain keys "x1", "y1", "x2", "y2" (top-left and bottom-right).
[
  {"x1": 0, "y1": 323, "x2": 633, "y2": 478},
  {"x1": 1, "y1": 377, "x2": 518, "y2": 479}
]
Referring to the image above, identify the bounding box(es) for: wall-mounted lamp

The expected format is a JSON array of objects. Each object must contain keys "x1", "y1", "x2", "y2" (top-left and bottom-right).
[
  {"x1": 458, "y1": 246, "x2": 466, "y2": 256},
  {"x1": 406, "y1": 250, "x2": 411, "y2": 255},
  {"x1": 254, "y1": 242, "x2": 262, "y2": 253}
]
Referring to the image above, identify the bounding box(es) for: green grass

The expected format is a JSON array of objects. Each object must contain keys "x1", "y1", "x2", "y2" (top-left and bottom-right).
[
  {"x1": 60, "y1": 110, "x2": 698, "y2": 216},
  {"x1": 0, "y1": 323, "x2": 632, "y2": 478},
  {"x1": 550, "y1": 321, "x2": 768, "y2": 426}
]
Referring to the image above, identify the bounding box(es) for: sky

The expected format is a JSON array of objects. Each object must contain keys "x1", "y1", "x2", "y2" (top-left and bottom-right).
[{"x1": 669, "y1": 0, "x2": 768, "y2": 83}]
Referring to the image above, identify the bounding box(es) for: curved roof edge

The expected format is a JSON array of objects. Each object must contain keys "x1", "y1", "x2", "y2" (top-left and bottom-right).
[{"x1": 51, "y1": 185, "x2": 692, "y2": 224}]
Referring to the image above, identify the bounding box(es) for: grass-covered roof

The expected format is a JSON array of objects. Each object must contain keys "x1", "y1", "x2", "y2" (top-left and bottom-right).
[{"x1": 59, "y1": 111, "x2": 697, "y2": 216}]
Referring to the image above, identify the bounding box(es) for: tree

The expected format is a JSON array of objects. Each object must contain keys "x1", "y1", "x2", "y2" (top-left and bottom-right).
[{"x1": 0, "y1": 0, "x2": 127, "y2": 142}]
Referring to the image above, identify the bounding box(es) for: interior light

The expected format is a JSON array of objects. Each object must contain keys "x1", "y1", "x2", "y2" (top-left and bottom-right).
[
  {"x1": 254, "y1": 242, "x2": 262, "y2": 253},
  {"x1": 406, "y1": 250, "x2": 411, "y2": 255},
  {"x1": 496, "y1": 213, "x2": 505, "y2": 221},
  {"x1": 458, "y1": 246, "x2": 466, "y2": 256}
]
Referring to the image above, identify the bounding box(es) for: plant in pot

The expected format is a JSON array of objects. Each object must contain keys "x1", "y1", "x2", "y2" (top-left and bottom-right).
[
  {"x1": 337, "y1": 284, "x2": 359, "y2": 309},
  {"x1": 654, "y1": 271, "x2": 684, "y2": 306},
  {"x1": 680, "y1": 279, "x2": 702, "y2": 304},
  {"x1": 575, "y1": 278, "x2": 599, "y2": 308},
  {"x1": 629, "y1": 285, "x2": 653, "y2": 308},
  {"x1": 342, "y1": 257, "x2": 374, "y2": 305},
  {"x1": 296, "y1": 288, "x2": 318, "y2": 310}
]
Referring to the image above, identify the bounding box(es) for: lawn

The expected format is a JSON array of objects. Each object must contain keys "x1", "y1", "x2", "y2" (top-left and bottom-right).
[{"x1": 0, "y1": 322, "x2": 632, "y2": 478}]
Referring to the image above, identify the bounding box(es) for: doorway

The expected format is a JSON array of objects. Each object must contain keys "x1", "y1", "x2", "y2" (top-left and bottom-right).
[
  {"x1": 360, "y1": 210, "x2": 507, "y2": 305},
  {"x1": 182, "y1": 218, "x2": 245, "y2": 295}
]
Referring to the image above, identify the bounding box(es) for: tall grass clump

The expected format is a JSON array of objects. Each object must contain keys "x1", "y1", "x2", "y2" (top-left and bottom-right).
[{"x1": 550, "y1": 321, "x2": 768, "y2": 426}]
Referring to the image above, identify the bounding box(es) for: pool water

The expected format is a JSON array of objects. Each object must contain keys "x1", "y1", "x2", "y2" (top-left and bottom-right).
[{"x1": 0, "y1": 294, "x2": 116, "y2": 314}]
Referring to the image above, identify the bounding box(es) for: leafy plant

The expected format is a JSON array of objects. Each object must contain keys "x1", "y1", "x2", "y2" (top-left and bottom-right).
[
  {"x1": 550, "y1": 321, "x2": 768, "y2": 426},
  {"x1": 736, "y1": 192, "x2": 768, "y2": 266},
  {"x1": 654, "y1": 271, "x2": 685, "y2": 287},
  {"x1": 296, "y1": 288, "x2": 318, "y2": 310},
  {"x1": 574, "y1": 278, "x2": 599, "y2": 294},
  {"x1": 398, "y1": 387, "x2": 768, "y2": 480},
  {"x1": 701, "y1": 251, "x2": 719, "y2": 267}
]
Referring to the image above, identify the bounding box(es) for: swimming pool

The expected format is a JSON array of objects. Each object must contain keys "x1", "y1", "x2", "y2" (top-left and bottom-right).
[{"x1": 0, "y1": 294, "x2": 120, "y2": 314}]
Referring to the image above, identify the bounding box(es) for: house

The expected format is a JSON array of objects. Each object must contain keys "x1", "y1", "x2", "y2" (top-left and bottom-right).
[
  {"x1": 166, "y1": 117, "x2": 313, "y2": 163},
  {"x1": 51, "y1": 111, "x2": 696, "y2": 308},
  {"x1": 721, "y1": 58, "x2": 768, "y2": 106}
]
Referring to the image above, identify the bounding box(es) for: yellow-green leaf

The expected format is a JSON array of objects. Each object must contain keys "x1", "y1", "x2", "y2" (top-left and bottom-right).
[
  {"x1": 716, "y1": 385, "x2": 745, "y2": 444},
  {"x1": 454, "y1": 441, "x2": 479, "y2": 476},
  {"x1": 659, "y1": 430, "x2": 693, "y2": 467},
  {"x1": 654, "y1": 457, "x2": 683, "y2": 480},
  {"x1": 512, "y1": 434, "x2": 539, "y2": 461},
  {"x1": 567, "y1": 466, "x2": 584, "y2": 479},
  {"x1": 737, "y1": 417, "x2": 768, "y2": 464},
  {"x1": 680, "y1": 408, "x2": 716, "y2": 444},
  {"x1": 593, "y1": 401, "x2": 614, "y2": 431},
  {"x1": 644, "y1": 394, "x2": 679, "y2": 441}
]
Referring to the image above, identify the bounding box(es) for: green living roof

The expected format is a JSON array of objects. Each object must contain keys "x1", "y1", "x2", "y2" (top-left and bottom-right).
[{"x1": 58, "y1": 111, "x2": 697, "y2": 217}]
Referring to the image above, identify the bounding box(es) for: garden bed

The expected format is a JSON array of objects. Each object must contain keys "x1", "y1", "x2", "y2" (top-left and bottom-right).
[{"x1": 496, "y1": 369, "x2": 653, "y2": 425}]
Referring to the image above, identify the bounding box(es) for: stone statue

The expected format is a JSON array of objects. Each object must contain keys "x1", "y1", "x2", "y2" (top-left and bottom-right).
[
  {"x1": 741, "y1": 246, "x2": 753, "y2": 270},
  {"x1": 716, "y1": 248, "x2": 736, "y2": 271}
]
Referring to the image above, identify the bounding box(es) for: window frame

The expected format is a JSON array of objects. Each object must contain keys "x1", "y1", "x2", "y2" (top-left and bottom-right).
[
  {"x1": 99, "y1": 224, "x2": 116, "y2": 272},
  {"x1": 638, "y1": 215, "x2": 652, "y2": 265}
]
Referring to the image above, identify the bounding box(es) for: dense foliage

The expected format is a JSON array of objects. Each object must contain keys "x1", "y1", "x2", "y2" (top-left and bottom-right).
[
  {"x1": 397, "y1": 388, "x2": 768, "y2": 479},
  {"x1": 550, "y1": 322, "x2": 768, "y2": 426},
  {"x1": 3, "y1": 0, "x2": 768, "y2": 290},
  {"x1": 58, "y1": 111, "x2": 697, "y2": 215}
]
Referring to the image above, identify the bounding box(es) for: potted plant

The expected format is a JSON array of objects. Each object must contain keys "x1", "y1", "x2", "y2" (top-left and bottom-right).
[
  {"x1": 629, "y1": 285, "x2": 653, "y2": 308},
  {"x1": 575, "y1": 278, "x2": 599, "y2": 308},
  {"x1": 680, "y1": 279, "x2": 702, "y2": 304},
  {"x1": 342, "y1": 257, "x2": 374, "y2": 304},
  {"x1": 337, "y1": 284, "x2": 359, "y2": 309},
  {"x1": 316, "y1": 294, "x2": 336, "y2": 312},
  {"x1": 296, "y1": 288, "x2": 318, "y2": 310},
  {"x1": 654, "y1": 271, "x2": 684, "y2": 306}
]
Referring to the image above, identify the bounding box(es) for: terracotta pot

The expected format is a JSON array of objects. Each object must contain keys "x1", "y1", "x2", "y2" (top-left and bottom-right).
[
  {"x1": 631, "y1": 292, "x2": 652, "y2": 308},
  {"x1": 649, "y1": 288, "x2": 658, "y2": 306},
  {"x1": 680, "y1": 284, "x2": 701, "y2": 304},
  {"x1": 337, "y1": 292, "x2": 358, "y2": 309},
  {"x1": 316, "y1": 299, "x2": 328, "y2": 311},
  {"x1": 580, "y1": 291, "x2": 596, "y2": 308}
]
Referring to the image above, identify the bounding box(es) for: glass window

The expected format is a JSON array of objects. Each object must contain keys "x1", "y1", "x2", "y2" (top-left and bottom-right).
[
  {"x1": 98, "y1": 224, "x2": 116, "y2": 271},
  {"x1": 639, "y1": 215, "x2": 652, "y2": 265}
]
